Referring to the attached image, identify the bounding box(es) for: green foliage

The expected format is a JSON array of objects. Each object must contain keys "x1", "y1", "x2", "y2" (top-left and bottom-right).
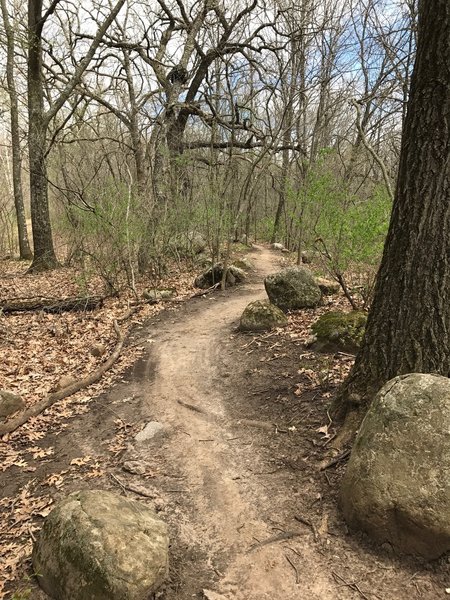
[
  {"x1": 256, "y1": 215, "x2": 275, "y2": 242},
  {"x1": 301, "y1": 153, "x2": 391, "y2": 271},
  {"x1": 58, "y1": 179, "x2": 145, "y2": 292}
]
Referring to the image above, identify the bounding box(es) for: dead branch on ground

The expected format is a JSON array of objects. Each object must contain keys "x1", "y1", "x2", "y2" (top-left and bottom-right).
[{"x1": 0, "y1": 320, "x2": 124, "y2": 436}]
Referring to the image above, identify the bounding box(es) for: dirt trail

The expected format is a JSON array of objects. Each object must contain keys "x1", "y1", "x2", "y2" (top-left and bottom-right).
[{"x1": 133, "y1": 246, "x2": 337, "y2": 599}]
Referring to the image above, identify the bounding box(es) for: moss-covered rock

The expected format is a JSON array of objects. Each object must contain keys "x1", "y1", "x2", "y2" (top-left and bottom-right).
[
  {"x1": 32, "y1": 490, "x2": 169, "y2": 600},
  {"x1": 310, "y1": 311, "x2": 367, "y2": 354},
  {"x1": 340, "y1": 373, "x2": 450, "y2": 559},
  {"x1": 239, "y1": 300, "x2": 288, "y2": 332},
  {"x1": 264, "y1": 267, "x2": 322, "y2": 312}
]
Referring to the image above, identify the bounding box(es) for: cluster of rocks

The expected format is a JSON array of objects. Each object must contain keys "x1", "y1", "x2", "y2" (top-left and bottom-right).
[
  {"x1": 194, "y1": 264, "x2": 246, "y2": 289},
  {"x1": 236, "y1": 262, "x2": 343, "y2": 334}
]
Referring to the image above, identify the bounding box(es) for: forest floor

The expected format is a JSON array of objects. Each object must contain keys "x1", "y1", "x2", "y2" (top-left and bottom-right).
[{"x1": 0, "y1": 245, "x2": 449, "y2": 599}]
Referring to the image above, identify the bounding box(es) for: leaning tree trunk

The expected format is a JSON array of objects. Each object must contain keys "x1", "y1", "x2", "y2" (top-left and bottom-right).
[
  {"x1": 27, "y1": 0, "x2": 58, "y2": 272},
  {"x1": 334, "y1": 0, "x2": 450, "y2": 438}
]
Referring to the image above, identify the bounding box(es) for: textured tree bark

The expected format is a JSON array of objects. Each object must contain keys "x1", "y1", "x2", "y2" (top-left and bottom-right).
[
  {"x1": 27, "y1": 0, "x2": 59, "y2": 272},
  {"x1": 334, "y1": 0, "x2": 450, "y2": 437},
  {"x1": 1, "y1": 0, "x2": 33, "y2": 260}
]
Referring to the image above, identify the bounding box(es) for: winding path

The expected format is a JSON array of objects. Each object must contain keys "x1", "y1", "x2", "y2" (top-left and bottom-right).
[{"x1": 133, "y1": 246, "x2": 336, "y2": 599}]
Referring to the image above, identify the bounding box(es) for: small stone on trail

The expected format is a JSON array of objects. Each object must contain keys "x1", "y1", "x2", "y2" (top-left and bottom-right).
[
  {"x1": 135, "y1": 421, "x2": 165, "y2": 443},
  {"x1": 122, "y1": 460, "x2": 149, "y2": 475}
]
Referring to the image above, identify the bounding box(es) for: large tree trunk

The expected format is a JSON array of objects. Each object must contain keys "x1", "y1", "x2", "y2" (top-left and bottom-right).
[
  {"x1": 1, "y1": 0, "x2": 33, "y2": 260},
  {"x1": 334, "y1": 0, "x2": 450, "y2": 438},
  {"x1": 27, "y1": 0, "x2": 58, "y2": 272}
]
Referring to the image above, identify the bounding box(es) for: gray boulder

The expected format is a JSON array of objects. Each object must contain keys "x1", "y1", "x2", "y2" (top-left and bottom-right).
[
  {"x1": 0, "y1": 389, "x2": 25, "y2": 419},
  {"x1": 316, "y1": 277, "x2": 340, "y2": 295},
  {"x1": 32, "y1": 490, "x2": 169, "y2": 600},
  {"x1": 271, "y1": 242, "x2": 285, "y2": 251},
  {"x1": 239, "y1": 300, "x2": 288, "y2": 332},
  {"x1": 264, "y1": 267, "x2": 321, "y2": 312},
  {"x1": 232, "y1": 257, "x2": 254, "y2": 271},
  {"x1": 340, "y1": 373, "x2": 450, "y2": 559},
  {"x1": 194, "y1": 264, "x2": 246, "y2": 289},
  {"x1": 143, "y1": 288, "x2": 176, "y2": 302},
  {"x1": 172, "y1": 231, "x2": 206, "y2": 256},
  {"x1": 310, "y1": 311, "x2": 366, "y2": 354}
]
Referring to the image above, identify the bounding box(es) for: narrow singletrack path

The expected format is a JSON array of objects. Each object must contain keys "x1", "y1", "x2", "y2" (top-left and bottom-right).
[{"x1": 133, "y1": 246, "x2": 336, "y2": 599}]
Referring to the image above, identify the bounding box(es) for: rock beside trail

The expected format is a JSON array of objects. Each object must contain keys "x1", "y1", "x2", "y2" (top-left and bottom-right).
[
  {"x1": 264, "y1": 267, "x2": 321, "y2": 312},
  {"x1": 32, "y1": 490, "x2": 169, "y2": 600},
  {"x1": 232, "y1": 257, "x2": 254, "y2": 271},
  {"x1": 0, "y1": 389, "x2": 25, "y2": 419},
  {"x1": 239, "y1": 300, "x2": 288, "y2": 332},
  {"x1": 271, "y1": 242, "x2": 285, "y2": 251},
  {"x1": 340, "y1": 374, "x2": 450, "y2": 560},
  {"x1": 194, "y1": 264, "x2": 246, "y2": 289},
  {"x1": 143, "y1": 288, "x2": 176, "y2": 302},
  {"x1": 309, "y1": 311, "x2": 366, "y2": 354},
  {"x1": 315, "y1": 277, "x2": 340, "y2": 295},
  {"x1": 171, "y1": 231, "x2": 207, "y2": 256}
]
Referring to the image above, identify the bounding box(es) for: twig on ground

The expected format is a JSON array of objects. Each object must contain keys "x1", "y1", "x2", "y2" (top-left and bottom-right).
[
  {"x1": 247, "y1": 531, "x2": 301, "y2": 553},
  {"x1": 332, "y1": 571, "x2": 372, "y2": 600},
  {"x1": 177, "y1": 399, "x2": 208, "y2": 414},
  {"x1": 285, "y1": 553, "x2": 299, "y2": 584},
  {"x1": 294, "y1": 515, "x2": 318, "y2": 541}
]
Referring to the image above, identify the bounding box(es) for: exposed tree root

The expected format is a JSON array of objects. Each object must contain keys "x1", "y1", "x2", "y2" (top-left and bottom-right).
[
  {"x1": 317, "y1": 407, "x2": 364, "y2": 471},
  {"x1": 0, "y1": 320, "x2": 124, "y2": 436}
]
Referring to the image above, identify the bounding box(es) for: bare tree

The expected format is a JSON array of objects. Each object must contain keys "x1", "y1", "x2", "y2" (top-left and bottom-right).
[
  {"x1": 27, "y1": 0, "x2": 126, "y2": 272},
  {"x1": 0, "y1": 0, "x2": 32, "y2": 259}
]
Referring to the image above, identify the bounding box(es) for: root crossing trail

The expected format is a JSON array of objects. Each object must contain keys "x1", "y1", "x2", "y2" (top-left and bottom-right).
[{"x1": 133, "y1": 246, "x2": 336, "y2": 599}]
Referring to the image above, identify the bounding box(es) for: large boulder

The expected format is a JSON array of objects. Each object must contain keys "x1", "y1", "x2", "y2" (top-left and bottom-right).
[
  {"x1": 310, "y1": 311, "x2": 367, "y2": 354},
  {"x1": 194, "y1": 264, "x2": 246, "y2": 289},
  {"x1": 264, "y1": 267, "x2": 321, "y2": 312},
  {"x1": 32, "y1": 490, "x2": 169, "y2": 600},
  {"x1": 239, "y1": 300, "x2": 288, "y2": 332},
  {"x1": 232, "y1": 257, "x2": 254, "y2": 271},
  {"x1": 340, "y1": 374, "x2": 450, "y2": 559},
  {"x1": 0, "y1": 389, "x2": 25, "y2": 420},
  {"x1": 171, "y1": 231, "x2": 207, "y2": 256}
]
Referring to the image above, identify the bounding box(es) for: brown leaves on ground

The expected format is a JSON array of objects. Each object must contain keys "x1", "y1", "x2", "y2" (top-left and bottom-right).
[{"x1": 0, "y1": 258, "x2": 196, "y2": 597}]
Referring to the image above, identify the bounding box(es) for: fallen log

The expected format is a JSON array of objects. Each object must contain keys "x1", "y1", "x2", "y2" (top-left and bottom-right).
[
  {"x1": 0, "y1": 295, "x2": 104, "y2": 314},
  {"x1": 0, "y1": 320, "x2": 124, "y2": 436}
]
